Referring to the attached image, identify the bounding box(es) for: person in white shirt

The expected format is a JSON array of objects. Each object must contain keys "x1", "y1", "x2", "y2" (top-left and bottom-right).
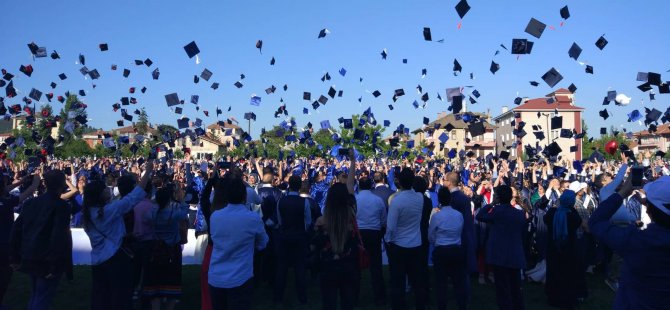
[{"x1": 429, "y1": 187, "x2": 466, "y2": 310}]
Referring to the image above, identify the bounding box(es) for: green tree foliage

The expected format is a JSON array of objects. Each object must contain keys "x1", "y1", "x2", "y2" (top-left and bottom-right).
[
  {"x1": 582, "y1": 122, "x2": 629, "y2": 161},
  {"x1": 337, "y1": 114, "x2": 388, "y2": 158},
  {"x1": 136, "y1": 108, "x2": 149, "y2": 135},
  {"x1": 54, "y1": 139, "x2": 94, "y2": 158},
  {"x1": 58, "y1": 95, "x2": 87, "y2": 141}
]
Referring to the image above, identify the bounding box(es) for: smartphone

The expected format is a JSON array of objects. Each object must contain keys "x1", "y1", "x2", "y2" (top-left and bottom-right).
[
  {"x1": 338, "y1": 148, "x2": 350, "y2": 156},
  {"x1": 631, "y1": 166, "x2": 644, "y2": 188}
]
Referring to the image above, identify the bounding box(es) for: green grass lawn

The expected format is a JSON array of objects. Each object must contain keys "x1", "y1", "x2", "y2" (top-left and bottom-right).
[{"x1": 5, "y1": 266, "x2": 614, "y2": 309}]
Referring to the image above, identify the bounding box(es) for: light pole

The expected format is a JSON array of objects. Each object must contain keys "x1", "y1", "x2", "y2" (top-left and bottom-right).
[{"x1": 541, "y1": 113, "x2": 552, "y2": 148}]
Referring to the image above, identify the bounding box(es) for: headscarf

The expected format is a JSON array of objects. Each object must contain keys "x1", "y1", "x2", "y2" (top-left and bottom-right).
[{"x1": 553, "y1": 190, "x2": 576, "y2": 245}]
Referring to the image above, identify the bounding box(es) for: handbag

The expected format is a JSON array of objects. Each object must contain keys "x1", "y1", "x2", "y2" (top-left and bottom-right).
[{"x1": 352, "y1": 220, "x2": 370, "y2": 270}]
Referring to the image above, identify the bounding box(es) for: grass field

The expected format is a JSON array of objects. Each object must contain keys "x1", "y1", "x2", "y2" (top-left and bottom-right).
[{"x1": 5, "y1": 266, "x2": 614, "y2": 309}]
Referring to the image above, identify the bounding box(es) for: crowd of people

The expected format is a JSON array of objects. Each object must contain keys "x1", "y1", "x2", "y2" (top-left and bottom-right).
[{"x1": 1, "y1": 148, "x2": 670, "y2": 310}]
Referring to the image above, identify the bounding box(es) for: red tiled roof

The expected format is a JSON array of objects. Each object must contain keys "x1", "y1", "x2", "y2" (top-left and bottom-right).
[
  {"x1": 634, "y1": 123, "x2": 670, "y2": 136},
  {"x1": 207, "y1": 122, "x2": 241, "y2": 130},
  {"x1": 200, "y1": 133, "x2": 226, "y2": 146},
  {"x1": 513, "y1": 98, "x2": 584, "y2": 111}
]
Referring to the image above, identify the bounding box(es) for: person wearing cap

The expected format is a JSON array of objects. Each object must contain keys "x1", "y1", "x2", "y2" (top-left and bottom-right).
[
  {"x1": 589, "y1": 175, "x2": 670, "y2": 309},
  {"x1": 475, "y1": 185, "x2": 527, "y2": 310},
  {"x1": 543, "y1": 190, "x2": 583, "y2": 308}
]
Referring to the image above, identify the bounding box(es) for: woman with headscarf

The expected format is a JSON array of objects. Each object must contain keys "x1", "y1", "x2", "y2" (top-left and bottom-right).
[{"x1": 543, "y1": 190, "x2": 583, "y2": 309}]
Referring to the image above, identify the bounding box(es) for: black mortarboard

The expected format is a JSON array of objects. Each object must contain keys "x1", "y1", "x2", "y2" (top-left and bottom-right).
[
  {"x1": 551, "y1": 116, "x2": 563, "y2": 129},
  {"x1": 659, "y1": 83, "x2": 670, "y2": 94},
  {"x1": 151, "y1": 68, "x2": 160, "y2": 80},
  {"x1": 303, "y1": 92, "x2": 311, "y2": 100},
  {"x1": 544, "y1": 142, "x2": 562, "y2": 157},
  {"x1": 50, "y1": 82, "x2": 56, "y2": 89},
  {"x1": 525, "y1": 18, "x2": 546, "y2": 39},
  {"x1": 646, "y1": 108, "x2": 662, "y2": 123},
  {"x1": 311, "y1": 101, "x2": 319, "y2": 110},
  {"x1": 318, "y1": 95, "x2": 328, "y2": 104},
  {"x1": 134, "y1": 60, "x2": 143, "y2": 65},
  {"x1": 637, "y1": 82, "x2": 652, "y2": 92},
  {"x1": 512, "y1": 39, "x2": 530, "y2": 54},
  {"x1": 123, "y1": 69, "x2": 130, "y2": 78},
  {"x1": 165, "y1": 93, "x2": 180, "y2": 106},
  {"x1": 177, "y1": 118, "x2": 190, "y2": 129},
  {"x1": 318, "y1": 28, "x2": 329, "y2": 38},
  {"x1": 585, "y1": 65, "x2": 594, "y2": 74},
  {"x1": 270, "y1": 57, "x2": 275, "y2": 65},
  {"x1": 560, "y1": 5, "x2": 570, "y2": 19},
  {"x1": 455, "y1": 0, "x2": 470, "y2": 19},
  {"x1": 599, "y1": 109, "x2": 610, "y2": 120},
  {"x1": 423, "y1": 27, "x2": 432, "y2": 41},
  {"x1": 88, "y1": 69, "x2": 100, "y2": 80},
  {"x1": 568, "y1": 83, "x2": 577, "y2": 93},
  {"x1": 328, "y1": 87, "x2": 336, "y2": 98},
  {"x1": 490, "y1": 61, "x2": 500, "y2": 74},
  {"x1": 560, "y1": 129, "x2": 573, "y2": 138},
  {"x1": 530, "y1": 81, "x2": 540, "y2": 87},
  {"x1": 59, "y1": 73, "x2": 67, "y2": 80},
  {"x1": 50, "y1": 50, "x2": 60, "y2": 59},
  {"x1": 500, "y1": 151, "x2": 510, "y2": 160},
  {"x1": 388, "y1": 104, "x2": 394, "y2": 110},
  {"x1": 452, "y1": 95, "x2": 463, "y2": 114},
  {"x1": 595, "y1": 36, "x2": 608, "y2": 50},
  {"x1": 174, "y1": 107, "x2": 182, "y2": 114},
  {"x1": 144, "y1": 58, "x2": 153, "y2": 67},
  {"x1": 29, "y1": 88, "x2": 42, "y2": 101},
  {"x1": 353, "y1": 129, "x2": 364, "y2": 140},
  {"x1": 19, "y1": 65, "x2": 33, "y2": 77},
  {"x1": 78, "y1": 90, "x2": 86, "y2": 97},
  {"x1": 201, "y1": 69, "x2": 213, "y2": 81},
  {"x1": 372, "y1": 90, "x2": 381, "y2": 98},
  {"x1": 79, "y1": 54, "x2": 85, "y2": 65},
  {"x1": 468, "y1": 121, "x2": 485, "y2": 137},
  {"x1": 647, "y1": 72, "x2": 661, "y2": 86},
  {"x1": 184, "y1": 41, "x2": 200, "y2": 58},
  {"x1": 453, "y1": 59, "x2": 462, "y2": 73},
  {"x1": 600, "y1": 127, "x2": 607, "y2": 135},
  {"x1": 256, "y1": 40, "x2": 263, "y2": 53},
  {"x1": 394, "y1": 89, "x2": 405, "y2": 97},
  {"x1": 421, "y1": 93, "x2": 429, "y2": 102},
  {"x1": 655, "y1": 150, "x2": 666, "y2": 158},
  {"x1": 116, "y1": 120, "x2": 124, "y2": 127},
  {"x1": 233, "y1": 81, "x2": 243, "y2": 88},
  {"x1": 570, "y1": 146, "x2": 578, "y2": 153},
  {"x1": 211, "y1": 83, "x2": 219, "y2": 90},
  {"x1": 533, "y1": 131, "x2": 545, "y2": 141},
  {"x1": 99, "y1": 43, "x2": 108, "y2": 51},
  {"x1": 568, "y1": 42, "x2": 582, "y2": 60},
  {"x1": 542, "y1": 67, "x2": 563, "y2": 87}
]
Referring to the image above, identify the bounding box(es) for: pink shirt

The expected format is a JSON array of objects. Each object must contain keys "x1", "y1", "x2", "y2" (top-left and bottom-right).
[{"x1": 133, "y1": 198, "x2": 157, "y2": 241}]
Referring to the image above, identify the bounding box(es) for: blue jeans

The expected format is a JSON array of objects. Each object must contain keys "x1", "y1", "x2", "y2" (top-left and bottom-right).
[{"x1": 28, "y1": 273, "x2": 62, "y2": 310}]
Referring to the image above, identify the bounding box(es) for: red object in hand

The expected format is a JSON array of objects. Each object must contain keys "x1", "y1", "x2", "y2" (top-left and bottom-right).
[{"x1": 605, "y1": 140, "x2": 618, "y2": 155}]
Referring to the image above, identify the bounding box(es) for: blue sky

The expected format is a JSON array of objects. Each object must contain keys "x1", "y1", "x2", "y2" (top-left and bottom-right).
[{"x1": 1, "y1": 0, "x2": 668, "y2": 138}]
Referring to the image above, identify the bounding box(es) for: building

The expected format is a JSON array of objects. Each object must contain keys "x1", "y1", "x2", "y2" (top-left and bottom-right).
[
  {"x1": 631, "y1": 123, "x2": 670, "y2": 154},
  {"x1": 492, "y1": 88, "x2": 584, "y2": 161},
  {"x1": 412, "y1": 111, "x2": 497, "y2": 157}
]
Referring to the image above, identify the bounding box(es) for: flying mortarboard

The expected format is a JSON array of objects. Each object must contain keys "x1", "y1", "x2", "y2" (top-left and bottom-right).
[
  {"x1": 544, "y1": 142, "x2": 562, "y2": 157},
  {"x1": 177, "y1": 118, "x2": 190, "y2": 129},
  {"x1": 29, "y1": 88, "x2": 42, "y2": 101},
  {"x1": 123, "y1": 69, "x2": 130, "y2": 78},
  {"x1": 165, "y1": 93, "x2": 180, "y2": 106},
  {"x1": 318, "y1": 28, "x2": 329, "y2": 38},
  {"x1": 560, "y1": 5, "x2": 570, "y2": 19},
  {"x1": 550, "y1": 116, "x2": 563, "y2": 129},
  {"x1": 211, "y1": 83, "x2": 219, "y2": 90},
  {"x1": 568, "y1": 43, "x2": 582, "y2": 60},
  {"x1": 328, "y1": 87, "x2": 337, "y2": 98},
  {"x1": 490, "y1": 61, "x2": 500, "y2": 74},
  {"x1": 88, "y1": 69, "x2": 100, "y2": 80},
  {"x1": 423, "y1": 27, "x2": 432, "y2": 41},
  {"x1": 533, "y1": 131, "x2": 545, "y2": 141},
  {"x1": 183, "y1": 41, "x2": 200, "y2": 58},
  {"x1": 585, "y1": 65, "x2": 594, "y2": 74},
  {"x1": 468, "y1": 121, "x2": 485, "y2": 137},
  {"x1": 59, "y1": 73, "x2": 67, "y2": 80},
  {"x1": 455, "y1": 0, "x2": 470, "y2": 19},
  {"x1": 453, "y1": 59, "x2": 462, "y2": 73},
  {"x1": 542, "y1": 67, "x2": 563, "y2": 87},
  {"x1": 525, "y1": 18, "x2": 547, "y2": 39},
  {"x1": 560, "y1": 129, "x2": 573, "y2": 138},
  {"x1": 451, "y1": 95, "x2": 463, "y2": 114},
  {"x1": 200, "y1": 69, "x2": 213, "y2": 81},
  {"x1": 595, "y1": 36, "x2": 608, "y2": 50},
  {"x1": 599, "y1": 109, "x2": 610, "y2": 120},
  {"x1": 318, "y1": 95, "x2": 328, "y2": 104},
  {"x1": 144, "y1": 58, "x2": 153, "y2": 67}
]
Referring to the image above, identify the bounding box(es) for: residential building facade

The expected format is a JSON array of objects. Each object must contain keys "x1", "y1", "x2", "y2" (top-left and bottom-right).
[{"x1": 412, "y1": 111, "x2": 497, "y2": 158}]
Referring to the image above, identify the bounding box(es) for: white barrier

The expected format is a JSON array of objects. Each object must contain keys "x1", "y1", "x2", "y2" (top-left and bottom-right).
[{"x1": 71, "y1": 228, "x2": 200, "y2": 265}]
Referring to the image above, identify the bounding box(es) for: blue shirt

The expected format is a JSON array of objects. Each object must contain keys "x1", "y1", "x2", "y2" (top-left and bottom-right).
[
  {"x1": 209, "y1": 203, "x2": 268, "y2": 288},
  {"x1": 84, "y1": 186, "x2": 146, "y2": 265},
  {"x1": 600, "y1": 164, "x2": 627, "y2": 202},
  {"x1": 149, "y1": 201, "x2": 189, "y2": 245},
  {"x1": 355, "y1": 190, "x2": 387, "y2": 231},
  {"x1": 385, "y1": 190, "x2": 424, "y2": 248},
  {"x1": 428, "y1": 205, "x2": 464, "y2": 246}
]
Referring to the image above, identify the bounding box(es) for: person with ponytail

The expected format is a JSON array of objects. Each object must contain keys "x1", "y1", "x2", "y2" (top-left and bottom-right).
[
  {"x1": 543, "y1": 189, "x2": 583, "y2": 308},
  {"x1": 82, "y1": 159, "x2": 154, "y2": 310}
]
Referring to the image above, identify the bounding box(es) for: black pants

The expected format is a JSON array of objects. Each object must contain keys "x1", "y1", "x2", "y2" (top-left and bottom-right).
[
  {"x1": 320, "y1": 261, "x2": 356, "y2": 310},
  {"x1": 91, "y1": 249, "x2": 134, "y2": 310},
  {"x1": 387, "y1": 243, "x2": 428, "y2": 310},
  {"x1": 0, "y1": 248, "x2": 11, "y2": 306},
  {"x1": 210, "y1": 278, "x2": 254, "y2": 310},
  {"x1": 492, "y1": 265, "x2": 525, "y2": 310},
  {"x1": 433, "y1": 245, "x2": 468, "y2": 310},
  {"x1": 359, "y1": 229, "x2": 386, "y2": 303},
  {"x1": 275, "y1": 237, "x2": 308, "y2": 303}
]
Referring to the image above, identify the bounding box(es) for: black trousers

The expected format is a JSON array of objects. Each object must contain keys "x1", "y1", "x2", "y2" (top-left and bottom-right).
[
  {"x1": 359, "y1": 229, "x2": 386, "y2": 303},
  {"x1": 433, "y1": 245, "x2": 468, "y2": 310},
  {"x1": 274, "y1": 237, "x2": 308, "y2": 303},
  {"x1": 210, "y1": 278, "x2": 254, "y2": 310},
  {"x1": 320, "y1": 261, "x2": 356, "y2": 310},
  {"x1": 91, "y1": 249, "x2": 134, "y2": 310},
  {"x1": 492, "y1": 265, "x2": 525, "y2": 310},
  {"x1": 387, "y1": 243, "x2": 428, "y2": 310},
  {"x1": 0, "y1": 248, "x2": 11, "y2": 306}
]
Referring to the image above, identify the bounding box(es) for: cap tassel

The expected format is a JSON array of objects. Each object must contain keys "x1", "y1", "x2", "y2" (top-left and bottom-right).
[
  {"x1": 457, "y1": 21, "x2": 462, "y2": 29},
  {"x1": 548, "y1": 25, "x2": 556, "y2": 31},
  {"x1": 560, "y1": 21, "x2": 565, "y2": 27},
  {"x1": 195, "y1": 55, "x2": 201, "y2": 65}
]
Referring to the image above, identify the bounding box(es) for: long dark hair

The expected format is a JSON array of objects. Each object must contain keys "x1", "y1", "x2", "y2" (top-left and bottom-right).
[
  {"x1": 155, "y1": 186, "x2": 173, "y2": 210},
  {"x1": 324, "y1": 183, "x2": 355, "y2": 254},
  {"x1": 82, "y1": 180, "x2": 107, "y2": 229}
]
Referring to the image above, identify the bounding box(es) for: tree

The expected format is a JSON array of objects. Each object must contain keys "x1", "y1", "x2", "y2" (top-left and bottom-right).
[
  {"x1": 337, "y1": 114, "x2": 387, "y2": 158},
  {"x1": 54, "y1": 139, "x2": 94, "y2": 158},
  {"x1": 58, "y1": 95, "x2": 87, "y2": 141},
  {"x1": 136, "y1": 108, "x2": 149, "y2": 135}
]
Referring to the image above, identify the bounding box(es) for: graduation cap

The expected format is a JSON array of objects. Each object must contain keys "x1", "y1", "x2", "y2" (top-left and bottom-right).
[
  {"x1": 143, "y1": 58, "x2": 153, "y2": 67},
  {"x1": 318, "y1": 95, "x2": 328, "y2": 104},
  {"x1": 265, "y1": 85, "x2": 277, "y2": 94},
  {"x1": 50, "y1": 50, "x2": 60, "y2": 59},
  {"x1": 560, "y1": 129, "x2": 573, "y2": 138},
  {"x1": 455, "y1": 0, "x2": 470, "y2": 19},
  {"x1": 372, "y1": 90, "x2": 381, "y2": 98},
  {"x1": 423, "y1": 27, "x2": 432, "y2": 41},
  {"x1": 78, "y1": 54, "x2": 85, "y2": 65},
  {"x1": 655, "y1": 150, "x2": 666, "y2": 158},
  {"x1": 542, "y1": 67, "x2": 563, "y2": 88},
  {"x1": 184, "y1": 41, "x2": 200, "y2": 58},
  {"x1": 468, "y1": 121, "x2": 485, "y2": 137},
  {"x1": 343, "y1": 119, "x2": 353, "y2": 129},
  {"x1": 599, "y1": 109, "x2": 610, "y2": 120},
  {"x1": 525, "y1": 18, "x2": 546, "y2": 39},
  {"x1": 165, "y1": 93, "x2": 180, "y2": 106},
  {"x1": 58, "y1": 73, "x2": 67, "y2": 80},
  {"x1": 134, "y1": 60, "x2": 144, "y2": 65},
  {"x1": 151, "y1": 68, "x2": 160, "y2": 80},
  {"x1": 628, "y1": 109, "x2": 642, "y2": 122},
  {"x1": 560, "y1": 5, "x2": 570, "y2": 19},
  {"x1": 250, "y1": 95, "x2": 261, "y2": 106},
  {"x1": 490, "y1": 61, "x2": 500, "y2": 74},
  {"x1": 233, "y1": 81, "x2": 243, "y2": 88},
  {"x1": 550, "y1": 116, "x2": 563, "y2": 130},
  {"x1": 200, "y1": 69, "x2": 213, "y2": 81},
  {"x1": 270, "y1": 57, "x2": 276, "y2": 65},
  {"x1": 585, "y1": 65, "x2": 594, "y2": 74},
  {"x1": 211, "y1": 82, "x2": 219, "y2": 90},
  {"x1": 568, "y1": 43, "x2": 582, "y2": 60},
  {"x1": 318, "y1": 28, "x2": 330, "y2": 38},
  {"x1": 544, "y1": 142, "x2": 562, "y2": 157},
  {"x1": 328, "y1": 87, "x2": 337, "y2": 98},
  {"x1": 380, "y1": 49, "x2": 388, "y2": 59},
  {"x1": 453, "y1": 59, "x2": 462, "y2": 73},
  {"x1": 123, "y1": 69, "x2": 130, "y2": 78},
  {"x1": 255, "y1": 40, "x2": 263, "y2": 53},
  {"x1": 512, "y1": 39, "x2": 531, "y2": 54},
  {"x1": 19, "y1": 65, "x2": 33, "y2": 77},
  {"x1": 78, "y1": 90, "x2": 86, "y2": 97},
  {"x1": 88, "y1": 69, "x2": 100, "y2": 80},
  {"x1": 29, "y1": 88, "x2": 42, "y2": 101},
  {"x1": 533, "y1": 131, "x2": 545, "y2": 141},
  {"x1": 595, "y1": 35, "x2": 608, "y2": 50},
  {"x1": 243, "y1": 112, "x2": 257, "y2": 121},
  {"x1": 659, "y1": 83, "x2": 670, "y2": 94},
  {"x1": 646, "y1": 108, "x2": 662, "y2": 124}
]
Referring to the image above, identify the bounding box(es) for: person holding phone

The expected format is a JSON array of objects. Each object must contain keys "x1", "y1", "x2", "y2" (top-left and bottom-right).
[{"x1": 589, "y1": 175, "x2": 670, "y2": 309}]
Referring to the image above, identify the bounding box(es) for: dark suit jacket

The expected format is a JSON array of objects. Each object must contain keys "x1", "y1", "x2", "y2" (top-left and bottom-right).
[
  {"x1": 10, "y1": 192, "x2": 71, "y2": 277},
  {"x1": 450, "y1": 189, "x2": 477, "y2": 273},
  {"x1": 371, "y1": 185, "x2": 395, "y2": 209},
  {"x1": 476, "y1": 203, "x2": 527, "y2": 269}
]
